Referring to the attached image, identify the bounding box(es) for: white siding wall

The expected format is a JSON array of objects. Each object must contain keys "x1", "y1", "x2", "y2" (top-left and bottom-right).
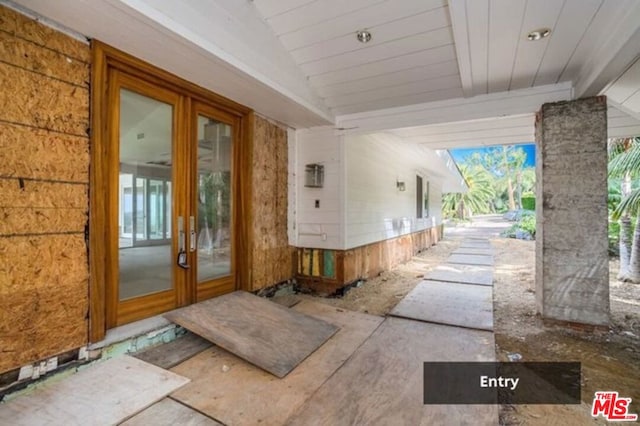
[
  {"x1": 293, "y1": 129, "x2": 448, "y2": 250},
  {"x1": 294, "y1": 128, "x2": 345, "y2": 249},
  {"x1": 344, "y1": 133, "x2": 443, "y2": 249}
]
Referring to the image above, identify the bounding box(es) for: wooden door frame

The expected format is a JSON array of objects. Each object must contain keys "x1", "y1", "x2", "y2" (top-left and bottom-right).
[{"x1": 90, "y1": 41, "x2": 254, "y2": 342}]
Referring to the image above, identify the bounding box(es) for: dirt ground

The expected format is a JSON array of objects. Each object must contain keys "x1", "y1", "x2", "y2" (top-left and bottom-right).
[{"x1": 295, "y1": 224, "x2": 640, "y2": 425}]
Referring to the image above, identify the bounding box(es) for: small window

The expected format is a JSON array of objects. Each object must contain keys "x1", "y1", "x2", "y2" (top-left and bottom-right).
[
  {"x1": 416, "y1": 175, "x2": 423, "y2": 218},
  {"x1": 424, "y1": 181, "x2": 430, "y2": 217}
]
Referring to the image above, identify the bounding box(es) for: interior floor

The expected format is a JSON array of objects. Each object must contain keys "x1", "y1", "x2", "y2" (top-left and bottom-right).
[{"x1": 119, "y1": 245, "x2": 230, "y2": 300}]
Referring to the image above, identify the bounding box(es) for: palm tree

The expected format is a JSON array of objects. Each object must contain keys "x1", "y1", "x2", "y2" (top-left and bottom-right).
[
  {"x1": 443, "y1": 165, "x2": 495, "y2": 219},
  {"x1": 609, "y1": 137, "x2": 640, "y2": 283}
]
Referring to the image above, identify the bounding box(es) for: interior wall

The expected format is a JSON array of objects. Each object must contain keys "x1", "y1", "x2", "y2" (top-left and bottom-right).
[
  {"x1": 0, "y1": 5, "x2": 90, "y2": 374},
  {"x1": 249, "y1": 114, "x2": 295, "y2": 290},
  {"x1": 344, "y1": 133, "x2": 442, "y2": 250}
]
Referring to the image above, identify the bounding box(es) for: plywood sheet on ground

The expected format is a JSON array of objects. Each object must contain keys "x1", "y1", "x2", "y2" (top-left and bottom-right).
[
  {"x1": 287, "y1": 317, "x2": 497, "y2": 426},
  {"x1": 134, "y1": 333, "x2": 212, "y2": 370},
  {"x1": 448, "y1": 253, "x2": 494, "y2": 266},
  {"x1": 170, "y1": 301, "x2": 384, "y2": 426},
  {"x1": 122, "y1": 398, "x2": 222, "y2": 426},
  {"x1": 390, "y1": 280, "x2": 494, "y2": 331},
  {"x1": 427, "y1": 264, "x2": 493, "y2": 286},
  {"x1": 0, "y1": 356, "x2": 189, "y2": 426},
  {"x1": 452, "y1": 247, "x2": 494, "y2": 256},
  {"x1": 165, "y1": 291, "x2": 339, "y2": 378}
]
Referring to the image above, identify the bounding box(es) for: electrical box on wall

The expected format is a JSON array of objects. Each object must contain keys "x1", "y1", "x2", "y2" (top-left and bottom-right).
[{"x1": 305, "y1": 163, "x2": 324, "y2": 188}]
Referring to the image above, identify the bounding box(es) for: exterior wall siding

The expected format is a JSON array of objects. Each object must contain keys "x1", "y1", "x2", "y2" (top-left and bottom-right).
[
  {"x1": 295, "y1": 128, "x2": 344, "y2": 249},
  {"x1": 344, "y1": 133, "x2": 443, "y2": 249}
]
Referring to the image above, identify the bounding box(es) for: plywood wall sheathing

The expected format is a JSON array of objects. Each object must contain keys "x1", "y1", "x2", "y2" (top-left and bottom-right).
[
  {"x1": 0, "y1": 235, "x2": 88, "y2": 373},
  {"x1": 0, "y1": 31, "x2": 89, "y2": 87},
  {"x1": 250, "y1": 115, "x2": 294, "y2": 290},
  {"x1": 0, "y1": 63, "x2": 89, "y2": 136},
  {"x1": 0, "y1": 6, "x2": 89, "y2": 63},
  {"x1": 0, "y1": 5, "x2": 90, "y2": 374},
  {"x1": 0, "y1": 123, "x2": 89, "y2": 182}
]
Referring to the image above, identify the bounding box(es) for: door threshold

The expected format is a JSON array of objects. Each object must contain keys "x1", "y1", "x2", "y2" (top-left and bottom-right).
[{"x1": 88, "y1": 314, "x2": 174, "y2": 350}]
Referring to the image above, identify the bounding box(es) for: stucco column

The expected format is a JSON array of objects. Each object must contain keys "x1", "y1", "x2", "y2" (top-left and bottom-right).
[{"x1": 535, "y1": 96, "x2": 609, "y2": 327}]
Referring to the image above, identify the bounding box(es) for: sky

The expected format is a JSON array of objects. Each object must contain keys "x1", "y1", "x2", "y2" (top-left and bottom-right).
[{"x1": 449, "y1": 143, "x2": 536, "y2": 168}]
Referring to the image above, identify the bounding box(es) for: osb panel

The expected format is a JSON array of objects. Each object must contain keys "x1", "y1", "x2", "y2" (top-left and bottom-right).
[
  {"x1": 250, "y1": 116, "x2": 293, "y2": 290},
  {"x1": 0, "y1": 30, "x2": 89, "y2": 87},
  {"x1": 0, "y1": 179, "x2": 87, "y2": 208},
  {"x1": 0, "y1": 5, "x2": 90, "y2": 63},
  {"x1": 0, "y1": 234, "x2": 88, "y2": 373},
  {"x1": 0, "y1": 208, "x2": 87, "y2": 235},
  {"x1": 0, "y1": 123, "x2": 89, "y2": 182},
  {"x1": 0, "y1": 62, "x2": 89, "y2": 136}
]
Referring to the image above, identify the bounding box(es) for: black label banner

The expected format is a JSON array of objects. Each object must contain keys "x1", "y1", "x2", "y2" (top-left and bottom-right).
[{"x1": 423, "y1": 362, "x2": 581, "y2": 404}]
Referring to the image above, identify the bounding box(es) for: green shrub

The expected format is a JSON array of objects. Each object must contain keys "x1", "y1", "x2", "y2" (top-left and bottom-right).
[{"x1": 521, "y1": 196, "x2": 535, "y2": 210}]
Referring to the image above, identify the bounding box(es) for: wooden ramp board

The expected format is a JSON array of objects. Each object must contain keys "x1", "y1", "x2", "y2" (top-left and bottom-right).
[
  {"x1": 164, "y1": 291, "x2": 339, "y2": 378},
  {"x1": 287, "y1": 317, "x2": 497, "y2": 426},
  {"x1": 389, "y1": 280, "x2": 494, "y2": 331},
  {"x1": 452, "y1": 247, "x2": 494, "y2": 256},
  {"x1": 448, "y1": 253, "x2": 494, "y2": 266},
  {"x1": 0, "y1": 356, "x2": 189, "y2": 426},
  {"x1": 122, "y1": 398, "x2": 222, "y2": 426},
  {"x1": 427, "y1": 264, "x2": 493, "y2": 286},
  {"x1": 170, "y1": 301, "x2": 384, "y2": 426},
  {"x1": 134, "y1": 332, "x2": 212, "y2": 369}
]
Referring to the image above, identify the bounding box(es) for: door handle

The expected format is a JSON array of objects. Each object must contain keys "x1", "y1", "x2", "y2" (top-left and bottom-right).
[
  {"x1": 177, "y1": 216, "x2": 189, "y2": 269},
  {"x1": 189, "y1": 215, "x2": 197, "y2": 252}
]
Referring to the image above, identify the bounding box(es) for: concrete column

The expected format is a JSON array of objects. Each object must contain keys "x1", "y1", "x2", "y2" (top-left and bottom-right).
[{"x1": 535, "y1": 96, "x2": 609, "y2": 327}]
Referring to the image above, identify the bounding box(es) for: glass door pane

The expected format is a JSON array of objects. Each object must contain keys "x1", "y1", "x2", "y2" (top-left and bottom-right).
[
  {"x1": 118, "y1": 88, "x2": 173, "y2": 301},
  {"x1": 196, "y1": 116, "x2": 232, "y2": 282}
]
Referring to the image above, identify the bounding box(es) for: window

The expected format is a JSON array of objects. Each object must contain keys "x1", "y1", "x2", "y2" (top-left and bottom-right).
[{"x1": 416, "y1": 175, "x2": 423, "y2": 218}]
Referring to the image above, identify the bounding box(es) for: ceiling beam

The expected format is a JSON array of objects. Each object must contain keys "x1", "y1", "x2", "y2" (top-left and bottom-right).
[
  {"x1": 448, "y1": 0, "x2": 474, "y2": 97},
  {"x1": 336, "y1": 82, "x2": 573, "y2": 134}
]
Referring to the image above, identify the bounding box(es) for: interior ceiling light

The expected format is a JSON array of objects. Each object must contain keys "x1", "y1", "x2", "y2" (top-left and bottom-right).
[
  {"x1": 527, "y1": 28, "x2": 551, "y2": 41},
  {"x1": 356, "y1": 29, "x2": 372, "y2": 43}
]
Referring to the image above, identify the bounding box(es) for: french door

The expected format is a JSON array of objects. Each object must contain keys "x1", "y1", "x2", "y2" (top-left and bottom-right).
[{"x1": 105, "y1": 70, "x2": 239, "y2": 327}]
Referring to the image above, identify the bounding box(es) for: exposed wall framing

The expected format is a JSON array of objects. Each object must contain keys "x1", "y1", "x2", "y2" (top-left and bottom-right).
[
  {"x1": 249, "y1": 115, "x2": 295, "y2": 290},
  {"x1": 0, "y1": 5, "x2": 90, "y2": 374},
  {"x1": 297, "y1": 225, "x2": 444, "y2": 295}
]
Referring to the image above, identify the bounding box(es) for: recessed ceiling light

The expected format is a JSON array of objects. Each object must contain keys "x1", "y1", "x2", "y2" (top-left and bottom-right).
[
  {"x1": 356, "y1": 29, "x2": 372, "y2": 43},
  {"x1": 527, "y1": 28, "x2": 551, "y2": 41}
]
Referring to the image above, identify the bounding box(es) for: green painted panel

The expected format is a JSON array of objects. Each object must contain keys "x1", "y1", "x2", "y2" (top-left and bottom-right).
[{"x1": 323, "y1": 250, "x2": 335, "y2": 278}]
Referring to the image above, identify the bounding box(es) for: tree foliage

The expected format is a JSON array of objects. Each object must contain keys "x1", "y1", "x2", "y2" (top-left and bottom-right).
[
  {"x1": 608, "y1": 137, "x2": 640, "y2": 283},
  {"x1": 443, "y1": 145, "x2": 534, "y2": 219}
]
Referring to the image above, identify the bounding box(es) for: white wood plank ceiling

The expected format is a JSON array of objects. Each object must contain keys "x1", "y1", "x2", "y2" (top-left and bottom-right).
[
  {"x1": 253, "y1": 0, "x2": 461, "y2": 115},
  {"x1": 12, "y1": 0, "x2": 640, "y2": 135},
  {"x1": 254, "y1": 0, "x2": 640, "y2": 123}
]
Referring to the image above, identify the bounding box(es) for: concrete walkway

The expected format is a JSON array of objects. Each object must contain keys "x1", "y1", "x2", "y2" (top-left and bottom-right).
[{"x1": 390, "y1": 236, "x2": 496, "y2": 332}]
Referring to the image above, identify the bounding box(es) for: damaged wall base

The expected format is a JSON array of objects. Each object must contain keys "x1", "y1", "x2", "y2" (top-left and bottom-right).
[{"x1": 296, "y1": 225, "x2": 443, "y2": 295}]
